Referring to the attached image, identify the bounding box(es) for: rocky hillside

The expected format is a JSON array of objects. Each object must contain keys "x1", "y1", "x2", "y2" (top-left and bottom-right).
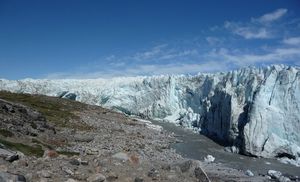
[
  {"x1": 0, "y1": 91, "x2": 270, "y2": 182},
  {"x1": 0, "y1": 65, "x2": 299, "y2": 161}
]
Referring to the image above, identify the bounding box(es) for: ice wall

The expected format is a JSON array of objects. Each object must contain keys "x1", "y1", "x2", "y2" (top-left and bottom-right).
[{"x1": 1, "y1": 65, "x2": 299, "y2": 159}]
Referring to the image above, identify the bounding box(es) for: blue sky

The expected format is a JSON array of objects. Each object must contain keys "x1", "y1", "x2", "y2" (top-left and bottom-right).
[{"x1": 1, "y1": 0, "x2": 300, "y2": 79}]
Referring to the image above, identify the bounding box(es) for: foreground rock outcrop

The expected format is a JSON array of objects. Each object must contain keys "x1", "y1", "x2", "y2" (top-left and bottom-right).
[
  {"x1": 0, "y1": 65, "x2": 299, "y2": 160},
  {"x1": 0, "y1": 99, "x2": 55, "y2": 137},
  {"x1": 0, "y1": 92, "x2": 267, "y2": 181}
]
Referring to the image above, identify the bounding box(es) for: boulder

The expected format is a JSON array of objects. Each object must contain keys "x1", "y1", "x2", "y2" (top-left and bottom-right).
[
  {"x1": 0, "y1": 148, "x2": 19, "y2": 162},
  {"x1": 245, "y1": 169, "x2": 254, "y2": 177},
  {"x1": 278, "y1": 176, "x2": 291, "y2": 182},
  {"x1": 69, "y1": 159, "x2": 80, "y2": 166},
  {"x1": 268, "y1": 170, "x2": 282, "y2": 179},
  {"x1": 204, "y1": 155, "x2": 215, "y2": 163},
  {"x1": 134, "y1": 177, "x2": 144, "y2": 182},
  {"x1": 0, "y1": 171, "x2": 26, "y2": 182}
]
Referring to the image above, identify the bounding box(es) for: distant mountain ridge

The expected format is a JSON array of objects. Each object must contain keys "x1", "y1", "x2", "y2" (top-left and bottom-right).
[{"x1": 1, "y1": 64, "x2": 300, "y2": 161}]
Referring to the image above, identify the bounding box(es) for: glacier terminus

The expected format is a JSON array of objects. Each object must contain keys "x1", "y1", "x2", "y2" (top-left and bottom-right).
[{"x1": 1, "y1": 65, "x2": 299, "y2": 163}]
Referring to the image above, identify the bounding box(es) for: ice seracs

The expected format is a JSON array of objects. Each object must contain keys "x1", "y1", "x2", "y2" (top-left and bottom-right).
[{"x1": 0, "y1": 65, "x2": 300, "y2": 162}]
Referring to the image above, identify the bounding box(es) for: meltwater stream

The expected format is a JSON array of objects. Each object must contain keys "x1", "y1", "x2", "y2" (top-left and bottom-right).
[{"x1": 150, "y1": 120, "x2": 300, "y2": 177}]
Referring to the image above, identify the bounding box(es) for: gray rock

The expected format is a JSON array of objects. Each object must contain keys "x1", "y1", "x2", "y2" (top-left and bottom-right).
[
  {"x1": 134, "y1": 177, "x2": 144, "y2": 182},
  {"x1": 268, "y1": 170, "x2": 282, "y2": 179},
  {"x1": 286, "y1": 175, "x2": 300, "y2": 181},
  {"x1": 0, "y1": 165, "x2": 7, "y2": 172},
  {"x1": 0, "y1": 171, "x2": 26, "y2": 182},
  {"x1": 0, "y1": 148, "x2": 19, "y2": 162},
  {"x1": 63, "y1": 93, "x2": 77, "y2": 100},
  {"x1": 245, "y1": 169, "x2": 254, "y2": 177},
  {"x1": 106, "y1": 173, "x2": 118, "y2": 181},
  {"x1": 166, "y1": 174, "x2": 177, "y2": 180},
  {"x1": 204, "y1": 155, "x2": 215, "y2": 163},
  {"x1": 87, "y1": 173, "x2": 106, "y2": 182},
  {"x1": 5, "y1": 154, "x2": 19, "y2": 163},
  {"x1": 79, "y1": 160, "x2": 88, "y2": 165},
  {"x1": 161, "y1": 164, "x2": 171, "y2": 170},
  {"x1": 74, "y1": 134, "x2": 94, "y2": 142},
  {"x1": 278, "y1": 176, "x2": 291, "y2": 182},
  {"x1": 147, "y1": 168, "x2": 159, "y2": 179},
  {"x1": 0, "y1": 99, "x2": 55, "y2": 136},
  {"x1": 12, "y1": 159, "x2": 28, "y2": 167},
  {"x1": 112, "y1": 152, "x2": 129, "y2": 162},
  {"x1": 70, "y1": 159, "x2": 80, "y2": 166},
  {"x1": 24, "y1": 173, "x2": 32, "y2": 182},
  {"x1": 86, "y1": 148, "x2": 99, "y2": 155},
  {"x1": 65, "y1": 179, "x2": 77, "y2": 182},
  {"x1": 62, "y1": 167, "x2": 74, "y2": 176}
]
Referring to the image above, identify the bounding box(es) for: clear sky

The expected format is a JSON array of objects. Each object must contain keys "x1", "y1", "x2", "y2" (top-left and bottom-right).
[{"x1": 1, "y1": 0, "x2": 300, "y2": 79}]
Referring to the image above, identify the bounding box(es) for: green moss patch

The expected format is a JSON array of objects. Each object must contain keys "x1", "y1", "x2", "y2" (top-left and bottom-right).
[
  {"x1": 57, "y1": 150, "x2": 80, "y2": 157},
  {"x1": 0, "y1": 138, "x2": 44, "y2": 157},
  {"x1": 31, "y1": 138, "x2": 54, "y2": 150},
  {"x1": 0, "y1": 91, "x2": 92, "y2": 130},
  {"x1": 0, "y1": 129, "x2": 14, "y2": 137}
]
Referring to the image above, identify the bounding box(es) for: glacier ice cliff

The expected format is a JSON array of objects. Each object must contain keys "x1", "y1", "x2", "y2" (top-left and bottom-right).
[{"x1": 0, "y1": 65, "x2": 300, "y2": 160}]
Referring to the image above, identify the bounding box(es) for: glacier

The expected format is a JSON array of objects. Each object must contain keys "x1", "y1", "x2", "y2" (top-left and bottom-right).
[{"x1": 0, "y1": 64, "x2": 300, "y2": 160}]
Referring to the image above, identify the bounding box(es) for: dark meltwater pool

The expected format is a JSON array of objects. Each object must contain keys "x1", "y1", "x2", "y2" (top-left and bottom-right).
[{"x1": 150, "y1": 120, "x2": 300, "y2": 177}]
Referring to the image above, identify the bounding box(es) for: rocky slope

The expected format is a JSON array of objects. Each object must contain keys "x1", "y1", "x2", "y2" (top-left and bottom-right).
[
  {"x1": 0, "y1": 92, "x2": 269, "y2": 182},
  {"x1": 0, "y1": 65, "x2": 299, "y2": 161}
]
